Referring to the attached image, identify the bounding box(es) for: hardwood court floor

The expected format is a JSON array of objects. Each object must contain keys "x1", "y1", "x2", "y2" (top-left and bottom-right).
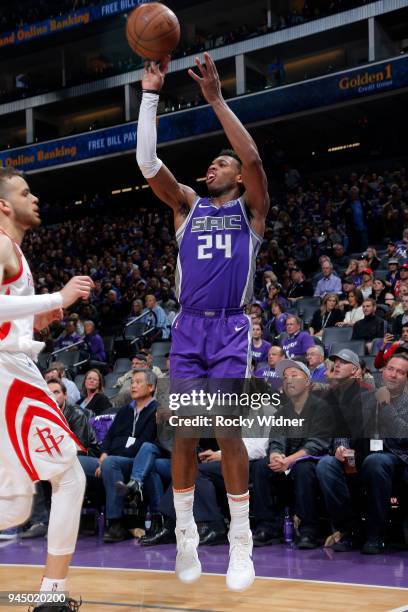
[{"x1": 0, "y1": 566, "x2": 407, "y2": 612}]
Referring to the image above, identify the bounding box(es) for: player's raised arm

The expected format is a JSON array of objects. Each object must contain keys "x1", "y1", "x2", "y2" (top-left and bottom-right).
[
  {"x1": 188, "y1": 52, "x2": 269, "y2": 228},
  {"x1": 136, "y1": 56, "x2": 197, "y2": 228}
]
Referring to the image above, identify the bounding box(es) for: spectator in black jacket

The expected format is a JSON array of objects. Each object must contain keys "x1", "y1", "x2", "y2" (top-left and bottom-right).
[
  {"x1": 352, "y1": 298, "x2": 385, "y2": 353},
  {"x1": 96, "y1": 370, "x2": 158, "y2": 543},
  {"x1": 77, "y1": 368, "x2": 112, "y2": 416},
  {"x1": 20, "y1": 379, "x2": 101, "y2": 539},
  {"x1": 286, "y1": 267, "x2": 313, "y2": 303},
  {"x1": 251, "y1": 359, "x2": 332, "y2": 550}
]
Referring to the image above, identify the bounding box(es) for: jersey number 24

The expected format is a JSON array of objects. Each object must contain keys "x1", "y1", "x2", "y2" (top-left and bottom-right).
[{"x1": 197, "y1": 234, "x2": 232, "y2": 260}]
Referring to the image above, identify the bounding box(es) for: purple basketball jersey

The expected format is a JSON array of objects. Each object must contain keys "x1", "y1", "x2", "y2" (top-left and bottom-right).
[{"x1": 175, "y1": 197, "x2": 262, "y2": 309}]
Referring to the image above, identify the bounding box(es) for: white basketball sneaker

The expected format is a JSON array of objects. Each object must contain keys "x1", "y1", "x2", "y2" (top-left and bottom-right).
[
  {"x1": 226, "y1": 530, "x2": 255, "y2": 592},
  {"x1": 175, "y1": 524, "x2": 202, "y2": 584}
]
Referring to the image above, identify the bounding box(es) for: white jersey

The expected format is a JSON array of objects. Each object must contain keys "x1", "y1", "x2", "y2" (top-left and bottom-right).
[{"x1": 0, "y1": 233, "x2": 44, "y2": 359}]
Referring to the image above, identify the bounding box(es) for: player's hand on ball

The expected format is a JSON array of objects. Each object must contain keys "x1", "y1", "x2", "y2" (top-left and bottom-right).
[
  {"x1": 188, "y1": 52, "x2": 222, "y2": 105},
  {"x1": 142, "y1": 55, "x2": 171, "y2": 92},
  {"x1": 60, "y1": 276, "x2": 94, "y2": 308}
]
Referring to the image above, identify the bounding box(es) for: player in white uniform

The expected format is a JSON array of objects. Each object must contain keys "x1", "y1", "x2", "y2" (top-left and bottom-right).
[{"x1": 0, "y1": 167, "x2": 93, "y2": 612}]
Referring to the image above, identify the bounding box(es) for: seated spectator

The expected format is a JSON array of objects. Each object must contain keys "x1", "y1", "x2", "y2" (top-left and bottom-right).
[
  {"x1": 54, "y1": 319, "x2": 81, "y2": 350},
  {"x1": 314, "y1": 261, "x2": 341, "y2": 298},
  {"x1": 89, "y1": 370, "x2": 158, "y2": 543},
  {"x1": 374, "y1": 325, "x2": 408, "y2": 370},
  {"x1": 364, "y1": 246, "x2": 381, "y2": 271},
  {"x1": 251, "y1": 322, "x2": 272, "y2": 366},
  {"x1": 338, "y1": 276, "x2": 356, "y2": 305},
  {"x1": 372, "y1": 277, "x2": 387, "y2": 305},
  {"x1": 380, "y1": 241, "x2": 398, "y2": 268},
  {"x1": 306, "y1": 345, "x2": 327, "y2": 382},
  {"x1": 394, "y1": 264, "x2": 408, "y2": 297},
  {"x1": 352, "y1": 298, "x2": 385, "y2": 353},
  {"x1": 337, "y1": 288, "x2": 364, "y2": 327},
  {"x1": 142, "y1": 294, "x2": 170, "y2": 340},
  {"x1": 266, "y1": 282, "x2": 289, "y2": 311},
  {"x1": 126, "y1": 299, "x2": 144, "y2": 323},
  {"x1": 317, "y1": 355, "x2": 408, "y2": 554},
  {"x1": 281, "y1": 315, "x2": 315, "y2": 358},
  {"x1": 359, "y1": 268, "x2": 374, "y2": 299},
  {"x1": 21, "y1": 378, "x2": 101, "y2": 540},
  {"x1": 266, "y1": 301, "x2": 288, "y2": 339},
  {"x1": 286, "y1": 267, "x2": 313, "y2": 303},
  {"x1": 78, "y1": 369, "x2": 112, "y2": 416},
  {"x1": 392, "y1": 294, "x2": 408, "y2": 337},
  {"x1": 309, "y1": 293, "x2": 344, "y2": 337},
  {"x1": 386, "y1": 258, "x2": 400, "y2": 289},
  {"x1": 44, "y1": 361, "x2": 80, "y2": 405},
  {"x1": 395, "y1": 228, "x2": 408, "y2": 261},
  {"x1": 251, "y1": 360, "x2": 331, "y2": 549},
  {"x1": 254, "y1": 345, "x2": 285, "y2": 388},
  {"x1": 331, "y1": 243, "x2": 349, "y2": 273},
  {"x1": 345, "y1": 259, "x2": 362, "y2": 284},
  {"x1": 112, "y1": 354, "x2": 150, "y2": 407},
  {"x1": 82, "y1": 320, "x2": 106, "y2": 363}
]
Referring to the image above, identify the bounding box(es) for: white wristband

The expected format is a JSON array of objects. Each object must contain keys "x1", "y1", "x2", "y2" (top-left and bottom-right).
[{"x1": 136, "y1": 92, "x2": 163, "y2": 179}]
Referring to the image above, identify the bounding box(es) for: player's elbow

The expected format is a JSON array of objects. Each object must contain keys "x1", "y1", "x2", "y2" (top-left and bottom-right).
[
  {"x1": 244, "y1": 148, "x2": 262, "y2": 168},
  {"x1": 136, "y1": 156, "x2": 163, "y2": 180}
]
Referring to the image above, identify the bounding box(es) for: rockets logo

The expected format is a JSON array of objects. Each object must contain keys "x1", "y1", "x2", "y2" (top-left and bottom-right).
[{"x1": 5, "y1": 379, "x2": 85, "y2": 481}]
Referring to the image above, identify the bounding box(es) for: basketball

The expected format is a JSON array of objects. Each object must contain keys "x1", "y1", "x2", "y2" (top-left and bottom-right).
[{"x1": 126, "y1": 2, "x2": 180, "y2": 61}]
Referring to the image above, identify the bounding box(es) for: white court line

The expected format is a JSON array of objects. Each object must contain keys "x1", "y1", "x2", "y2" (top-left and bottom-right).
[
  {"x1": 387, "y1": 606, "x2": 408, "y2": 612},
  {"x1": 1, "y1": 563, "x2": 407, "y2": 592}
]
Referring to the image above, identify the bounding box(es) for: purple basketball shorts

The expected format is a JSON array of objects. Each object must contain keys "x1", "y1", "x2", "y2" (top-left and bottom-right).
[{"x1": 170, "y1": 307, "x2": 251, "y2": 379}]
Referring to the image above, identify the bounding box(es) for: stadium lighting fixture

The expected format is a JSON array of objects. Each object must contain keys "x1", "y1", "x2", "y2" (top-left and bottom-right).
[
  {"x1": 122, "y1": 187, "x2": 133, "y2": 193},
  {"x1": 112, "y1": 189, "x2": 121, "y2": 195},
  {"x1": 328, "y1": 142, "x2": 360, "y2": 153}
]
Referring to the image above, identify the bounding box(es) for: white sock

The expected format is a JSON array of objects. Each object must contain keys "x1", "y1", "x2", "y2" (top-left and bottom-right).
[
  {"x1": 227, "y1": 491, "x2": 250, "y2": 539},
  {"x1": 40, "y1": 577, "x2": 67, "y2": 592},
  {"x1": 173, "y1": 486, "x2": 195, "y2": 530}
]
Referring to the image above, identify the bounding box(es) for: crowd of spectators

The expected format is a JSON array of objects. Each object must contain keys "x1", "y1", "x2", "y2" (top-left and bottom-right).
[{"x1": 2, "y1": 160, "x2": 404, "y2": 555}]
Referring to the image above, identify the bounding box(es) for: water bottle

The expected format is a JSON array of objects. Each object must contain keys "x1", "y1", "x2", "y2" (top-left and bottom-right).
[
  {"x1": 145, "y1": 511, "x2": 152, "y2": 531},
  {"x1": 283, "y1": 507, "x2": 293, "y2": 544}
]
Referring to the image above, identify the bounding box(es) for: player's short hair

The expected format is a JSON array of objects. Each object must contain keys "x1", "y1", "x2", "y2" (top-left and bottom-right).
[
  {"x1": 0, "y1": 167, "x2": 24, "y2": 198},
  {"x1": 218, "y1": 149, "x2": 242, "y2": 168},
  {"x1": 47, "y1": 378, "x2": 67, "y2": 394}
]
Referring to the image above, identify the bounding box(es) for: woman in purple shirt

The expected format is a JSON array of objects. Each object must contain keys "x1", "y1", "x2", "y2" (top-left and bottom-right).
[{"x1": 251, "y1": 322, "x2": 272, "y2": 365}]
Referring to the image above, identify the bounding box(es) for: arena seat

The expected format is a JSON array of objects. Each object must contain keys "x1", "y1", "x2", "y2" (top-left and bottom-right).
[
  {"x1": 104, "y1": 373, "x2": 119, "y2": 388},
  {"x1": 296, "y1": 297, "x2": 321, "y2": 313},
  {"x1": 153, "y1": 355, "x2": 168, "y2": 371},
  {"x1": 330, "y1": 340, "x2": 366, "y2": 357},
  {"x1": 151, "y1": 341, "x2": 171, "y2": 356},
  {"x1": 322, "y1": 327, "x2": 353, "y2": 348},
  {"x1": 297, "y1": 302, "x2": 319, "y2": 326},
  {"x1": 74, "y1": 374, "x2": 85, "y2": 389},
  {"x1": 113, "y1": 358, "x2": 131, "y2": 373}
]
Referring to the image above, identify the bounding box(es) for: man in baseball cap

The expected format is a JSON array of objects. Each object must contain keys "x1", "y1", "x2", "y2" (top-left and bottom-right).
[
  {"x1": 251, "y1": 359, "x2": 331, "y2": 550},
  {"x1": 329, "y1": 348, "x2": 360, "y2": 371}
]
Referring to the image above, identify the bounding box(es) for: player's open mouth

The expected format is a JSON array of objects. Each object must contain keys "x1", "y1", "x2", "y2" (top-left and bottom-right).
[{"x1": 206, "y1": 173, "x2": 216, "y2": 183}]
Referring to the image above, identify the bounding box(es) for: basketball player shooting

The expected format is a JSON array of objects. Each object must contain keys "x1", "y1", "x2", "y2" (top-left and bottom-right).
[
  {"x1": 136, "y1": 52, "x2": 269, "y2": 591},
  {"x1": 0, "y1": 168, "x2": 94, "y2": 611}
]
